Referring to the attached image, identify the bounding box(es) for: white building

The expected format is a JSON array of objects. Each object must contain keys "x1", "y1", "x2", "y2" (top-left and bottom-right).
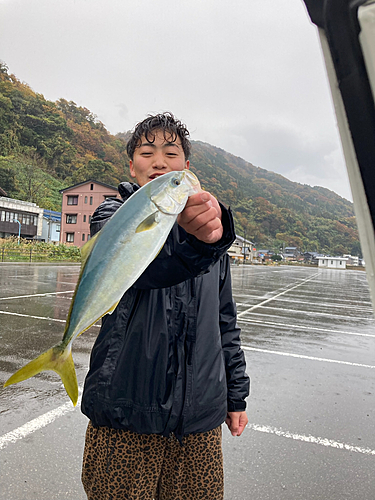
[
  {"x1": 318, "y1": 256, "x2": 348, "y2": 269},
  {"x1": 228, "y1": 235, "x2": 255, "y2": 261},
  {"x1": 41, "y1": 209, "x2": 61, "y2": 244},
  {"x1": 0, "y1": 197, "x2": 44, "y2": 240},
  {"x1": 343, "y1": 254, "x2": 360, "y2": 266}
]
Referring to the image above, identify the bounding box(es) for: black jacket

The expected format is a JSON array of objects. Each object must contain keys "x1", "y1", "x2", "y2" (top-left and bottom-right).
[{"x1": 81, "y1": 182, "x2": 250, "y2": 438}]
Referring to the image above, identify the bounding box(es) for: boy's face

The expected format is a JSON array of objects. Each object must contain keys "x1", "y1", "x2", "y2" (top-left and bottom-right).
[{"x1": 129, "y1": 129, "x2": 189, "y2": 187}]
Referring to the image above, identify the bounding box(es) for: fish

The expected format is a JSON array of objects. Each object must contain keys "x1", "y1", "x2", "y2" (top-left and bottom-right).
[{"x1": 3, "y1": 169, "x2": 201, "y2": 405}]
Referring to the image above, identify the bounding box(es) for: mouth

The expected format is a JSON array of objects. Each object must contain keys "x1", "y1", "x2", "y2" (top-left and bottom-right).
[{"x1": 149, "y1": 173, "x2": 166, "y2": 180}]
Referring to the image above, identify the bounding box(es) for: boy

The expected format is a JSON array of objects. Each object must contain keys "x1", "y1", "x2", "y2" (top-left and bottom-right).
[{"x1": 81, "y1": 112, "x2": 249, "y2": 500}]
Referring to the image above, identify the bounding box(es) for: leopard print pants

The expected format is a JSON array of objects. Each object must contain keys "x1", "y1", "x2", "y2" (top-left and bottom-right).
[{"x1": 82, "y1": 421, "x2": 224, "y2": 500}]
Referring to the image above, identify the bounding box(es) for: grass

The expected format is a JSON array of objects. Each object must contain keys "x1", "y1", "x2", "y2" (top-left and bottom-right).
[{"x1": 0, "y1": 237, "x2": 81, "y2": 262}]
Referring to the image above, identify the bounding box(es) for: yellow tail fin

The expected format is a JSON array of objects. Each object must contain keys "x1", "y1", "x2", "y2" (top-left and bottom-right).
[{"x1": 3, "y1": 344, "x2": 78, "y2": 406}]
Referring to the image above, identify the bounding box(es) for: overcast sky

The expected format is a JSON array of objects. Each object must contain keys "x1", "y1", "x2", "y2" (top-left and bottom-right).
[{"x1": 0, "y1": 0, "x2": 353, "y2": 201}]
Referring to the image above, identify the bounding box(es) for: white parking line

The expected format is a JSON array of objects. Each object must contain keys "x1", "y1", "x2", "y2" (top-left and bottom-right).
[
  {"x1": 0, "y1": 309, "x2": 100, "y2": 326},
  {"x1": 0, "y1": 310, "x2": 67, "y2": 323},
  {"x1": 238, "y1": 273, "x2": 319, "y2": 317},
  {"x1": 0, "y1": 395, "x2": 82, "y2": 450},
  {"x1": 242, "y1": 345, "x2": 375, "y2": 368},
  {"x1": 247, "y1": 424, "x2": 375, "y2": 456},
  {"x1": 0, "y1": 290, "x2": 75, "y2": 301},
  {"x1": 239, "y1": 318, "x2": 375, "y2": 338},
  {"x1": 1, "y1": 399, "x2": 374, "y2": 457},
  {"x1": 239, "y1": 304, "x2": 373, "y2": 321}
]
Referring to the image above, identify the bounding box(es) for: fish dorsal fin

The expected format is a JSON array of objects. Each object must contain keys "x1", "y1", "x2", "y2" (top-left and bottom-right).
[
  {"x1": 80, "y1": 232, "x2": 100, "y2": 266},
  {"x1": 135, "y1": 211, "x2": 159, "y2": 233}
]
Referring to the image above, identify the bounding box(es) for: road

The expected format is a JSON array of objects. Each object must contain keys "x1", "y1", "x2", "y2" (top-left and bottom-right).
[{"x1": 0, "y1": 263, "x2": 374, "y2": 499}]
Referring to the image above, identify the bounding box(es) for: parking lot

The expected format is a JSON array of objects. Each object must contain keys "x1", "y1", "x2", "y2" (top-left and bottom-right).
[{"x1": 0, "y1": 263, "x2": 374, "y2": 500}]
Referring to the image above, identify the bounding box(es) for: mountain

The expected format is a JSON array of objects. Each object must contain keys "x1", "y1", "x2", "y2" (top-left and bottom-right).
[{"x1": 0, "y1": 62, "x2": 360, "y2": 255}]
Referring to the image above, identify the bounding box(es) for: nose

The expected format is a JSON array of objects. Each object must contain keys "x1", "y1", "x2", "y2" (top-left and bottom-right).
[{"x1": 152, "y1": 152, "x2": 167, "y2": 169}]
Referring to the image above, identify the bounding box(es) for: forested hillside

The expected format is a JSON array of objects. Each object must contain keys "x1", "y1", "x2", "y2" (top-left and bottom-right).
[{"x1": 0, "y1": 62, "x2": 360, "y2": 256}]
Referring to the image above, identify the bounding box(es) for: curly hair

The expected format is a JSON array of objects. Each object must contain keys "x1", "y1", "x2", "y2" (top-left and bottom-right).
[{"x1": 126, "y1": 112, "x2": 191, "y2": 160}]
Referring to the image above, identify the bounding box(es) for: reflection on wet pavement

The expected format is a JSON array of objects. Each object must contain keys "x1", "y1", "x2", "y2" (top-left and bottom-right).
[{"x1": 1, "y1": 263, "x2": 375, "y2": 500}]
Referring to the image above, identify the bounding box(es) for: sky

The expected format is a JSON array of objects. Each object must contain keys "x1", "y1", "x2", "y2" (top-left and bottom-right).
[{"x1": 0, "y1": 0, "x2": 353, "y2": 201}]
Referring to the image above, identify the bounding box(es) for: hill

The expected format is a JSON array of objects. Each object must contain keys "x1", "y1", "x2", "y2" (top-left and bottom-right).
[{"x1": 0, "y1": 62, "x2": 360, "y2": 255}]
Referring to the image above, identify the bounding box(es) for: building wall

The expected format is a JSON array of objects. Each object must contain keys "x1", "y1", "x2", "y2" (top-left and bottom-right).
[
  {"x1": 41, "y1": 210, "x2": 61, "y2": 243},
  {"x1": 60, "y1": 182, "x2": 119, "y2": 248},
  {"x1": 41, "y1": 219, "x2": 61, "y2": 243},
  {"x1": 0, "y1": 197, "x2": 43, "y2": 239},
  {"x1": 318, "y1": 258, "x2": 347, "y2": 269}
]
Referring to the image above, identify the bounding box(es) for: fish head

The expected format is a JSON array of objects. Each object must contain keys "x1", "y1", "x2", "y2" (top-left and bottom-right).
[{"x1": 150, "y1": 169, "x2": 201, "y2": 215}]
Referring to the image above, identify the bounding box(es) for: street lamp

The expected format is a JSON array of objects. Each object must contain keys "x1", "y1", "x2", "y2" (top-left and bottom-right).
[
  {"x1": 14, "y1": 219, "x2": 21, "y2": 245},
  {"x1": 242, "y1": 231, "x2": 246, "y2": 262}
]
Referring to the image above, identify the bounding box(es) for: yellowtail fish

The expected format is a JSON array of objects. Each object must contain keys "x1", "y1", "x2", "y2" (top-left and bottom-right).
[{"x1": 4, "y1": 169, "x2": 200, "y2": 405}]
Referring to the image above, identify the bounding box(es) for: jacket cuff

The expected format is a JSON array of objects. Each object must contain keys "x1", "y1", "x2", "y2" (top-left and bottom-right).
[{"x1": 227, "y1": 400, "x2": 247, "y2": 412}]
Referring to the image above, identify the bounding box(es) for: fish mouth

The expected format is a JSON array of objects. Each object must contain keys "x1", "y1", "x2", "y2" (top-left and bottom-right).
[{"x1": 150, "y1": 170, "x2": 201, "y2": 215}]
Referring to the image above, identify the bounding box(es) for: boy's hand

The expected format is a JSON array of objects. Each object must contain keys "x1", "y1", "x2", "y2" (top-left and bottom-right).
[
  {"x1": 225, "y1": 411, "x2": 248, "y2": 437},
  {"x1": 177, "y1": 192, "x2": 223, "y2": 244}
]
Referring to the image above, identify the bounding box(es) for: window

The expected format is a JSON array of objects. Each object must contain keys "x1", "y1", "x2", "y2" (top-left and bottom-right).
[
  {"x1": 89, "y1": 196, "x2": 93, "y2": 205},
  {"x1": 339, "y1": 261, "x2": 342, "y2": 265},
  {"x1": 84, "y1": 196, "x2": 88, "y2": 204},
  {"x1": 5, "y1": 212, "x2": 10, "y2": 222},
  {"x1": 83, "y1": 215, "x2": 86, "y2": 223},
  {"x1": 56, "y1": 224, "x2": 60, "y2": 232},
  {"x1": 9, "y1": 212, "x2": 14, "y2": 223},
  {"x1": 66, "y1": 233, "x2": 74, "y2": 242},
  {"x1": 331, "y1": 260, "x2": 333, "y2": 265},
  {"x1": 90, "y1": 183, "x2": 94, "y2": 190},
  {"x1": 66, "y1": 214, "x2": 77, "y2": 224},
  {"x1": 82, "y1": 233, "x2": 85, "y2": 241},
  {"x1": 67, "y1": 195, "x2": 78, "y2": 205},
  {"x1": 1, "y1": 211, "x2": 5, "y2": 222}
]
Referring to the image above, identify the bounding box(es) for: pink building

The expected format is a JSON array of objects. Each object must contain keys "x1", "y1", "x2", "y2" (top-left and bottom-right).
[{"x1": 60, "y1": 180, "x2": 119, "y2": 248}]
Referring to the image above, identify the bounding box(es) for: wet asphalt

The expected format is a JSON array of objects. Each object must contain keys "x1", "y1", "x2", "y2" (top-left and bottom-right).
[{"x1": 0, "y1": 263, "x2": 374, "y2": 500}]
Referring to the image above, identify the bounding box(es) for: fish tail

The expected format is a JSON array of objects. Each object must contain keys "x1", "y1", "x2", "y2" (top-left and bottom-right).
[{"x1": 3, "y1": 344, "x2": 78, "y2": 406}]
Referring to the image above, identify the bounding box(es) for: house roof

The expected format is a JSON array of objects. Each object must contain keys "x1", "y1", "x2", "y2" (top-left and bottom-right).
[
  {"x1": 318, "y1": 256, "x2": 348, "y2": 261},
  {"x1": 59, "y1": 179, "x2": 118, "y2": 193},
  {"x1": 43, "y1": 209, "x2": 61, "y2": 222},
  {"x1": 234, "y1": 234, "x2": 255, "y2": 245}
]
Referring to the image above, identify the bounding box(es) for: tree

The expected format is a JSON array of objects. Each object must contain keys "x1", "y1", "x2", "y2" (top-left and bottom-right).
[{"x1": 271, "y1": 254, "x2": 282, "y2": 262}]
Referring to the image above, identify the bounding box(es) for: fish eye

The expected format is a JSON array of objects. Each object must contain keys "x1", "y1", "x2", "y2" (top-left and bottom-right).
[{"x1": 171, "y1": 178, "x2": 181, "y2": 186}]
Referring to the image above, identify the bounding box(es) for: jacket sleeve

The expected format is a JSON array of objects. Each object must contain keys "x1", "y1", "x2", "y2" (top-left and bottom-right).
[
  {"x1": 219, "y1": 254, "x2": 250, "y2": 411},
  {"x1": 90, "y1": 198, "x2": 236, "y2": 290},
  {"x1": 133, "y1": 202, "x2": 235, "y2": 289}
]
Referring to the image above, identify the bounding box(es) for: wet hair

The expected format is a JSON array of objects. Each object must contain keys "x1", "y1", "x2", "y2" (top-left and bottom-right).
[{"x1": 126, "y1": 112, "x2": 191, "y2": 160}]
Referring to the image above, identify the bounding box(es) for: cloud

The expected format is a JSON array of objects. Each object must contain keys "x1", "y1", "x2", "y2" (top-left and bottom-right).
[{"x1": 0, "y1": 0, "x2": 353, "y2": 200}]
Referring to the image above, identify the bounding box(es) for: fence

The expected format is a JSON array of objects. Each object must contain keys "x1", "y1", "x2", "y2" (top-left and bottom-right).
[{"x1": 0, "y1": 246, "x2": 81, "y2": 263}]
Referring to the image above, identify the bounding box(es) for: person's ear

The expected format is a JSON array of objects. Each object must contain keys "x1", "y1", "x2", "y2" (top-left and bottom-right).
[{"x1": 129, "y1": 160, "x2": 136, "y2": 178}]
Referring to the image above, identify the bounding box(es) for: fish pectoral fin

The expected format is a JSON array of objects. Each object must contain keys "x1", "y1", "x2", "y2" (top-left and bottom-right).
[
  {"x1": 81, "y1": 232, "x2": 100, "y2": 266},
  {"x1": 3, "y1": 344, "x2": 79, "y2": 406},
  {"x1": 135, "y1": 212, "x2": 160, "y2": 233}
]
